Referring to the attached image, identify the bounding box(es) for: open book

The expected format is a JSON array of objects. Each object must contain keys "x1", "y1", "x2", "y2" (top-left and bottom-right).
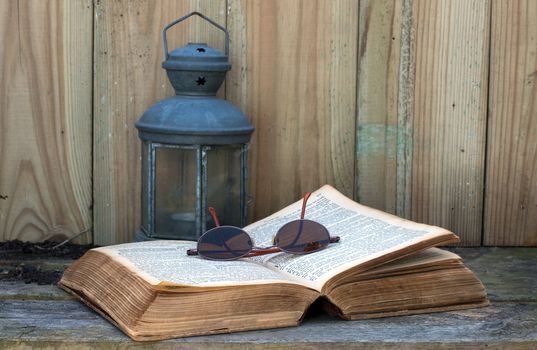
[{"x1": 59, "y1": 185, "x2": 488, "y2": 341}]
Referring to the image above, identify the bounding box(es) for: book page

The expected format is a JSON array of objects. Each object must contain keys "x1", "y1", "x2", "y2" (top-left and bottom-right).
[
  {"x1": 94, "y1": 240, "x2": 305, "y2": 290},
  {"x1": 245, "y1": 185, "x2": 458, "y2": 291}
]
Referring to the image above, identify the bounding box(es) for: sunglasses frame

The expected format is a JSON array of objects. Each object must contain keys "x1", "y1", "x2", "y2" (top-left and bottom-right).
[{"x1": 187, "y1": 193, "x2": 340, "y2": 260}]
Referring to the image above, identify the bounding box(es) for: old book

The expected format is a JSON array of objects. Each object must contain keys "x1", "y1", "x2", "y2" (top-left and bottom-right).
[{"x1": 59, "y1": 185, "x2": 488, "y2": 341}]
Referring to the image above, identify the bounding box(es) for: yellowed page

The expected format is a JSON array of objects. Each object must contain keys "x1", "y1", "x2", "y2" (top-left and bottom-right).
[
  {"x1": 93, "y1": 240, "x2": 305, "y2": 290},
  {"x1": 245, "y1": 185, "x2": 458, "y2": 291}
]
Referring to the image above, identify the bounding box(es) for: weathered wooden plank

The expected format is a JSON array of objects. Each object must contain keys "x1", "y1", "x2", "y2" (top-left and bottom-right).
[
  {"x1": 93, "y1": 0, "x2": 227, "y2": 245},
  {"x1": 410, "y1": 0, "x2": 490, "y2": 246},
  {"x1": 1, "y1": 248, "x2": 536, "y2": 347},
  {"x1": 0, "y1": 300, "x2": 535, "y2": 349},
  {"x1": 453, "y1": 247, "x2": 537, "y2": 302},
  {"x1": 355, "y1": 0, "x2": 402, "y2": 214},
  {"x1": 0, "y1": 282, "x2": 71, "y2": 301},
  {"x1": 395, "y1": 0, "x2": 415, "y2": 219},
  {"x1": 484, "y1": 0, "x2": 537, "y2": 246},
  {"x1": 0, "y1": 0, "x2": 93, "y2": 243},
  {"x1": 226, "y1": 0, "x2": 358, "y2": 221},
  {"x1": 0, "y1": 258, "x2": 73, "y2": 271}
]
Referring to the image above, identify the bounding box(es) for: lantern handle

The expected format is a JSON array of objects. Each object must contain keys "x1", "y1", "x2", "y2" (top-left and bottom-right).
[{"x1": 163, "y1": 12, "x2": 230, "y2": 60}]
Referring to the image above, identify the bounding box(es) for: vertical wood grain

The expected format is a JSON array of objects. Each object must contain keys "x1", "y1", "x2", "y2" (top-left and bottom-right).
[
  {"x1": 0, "y1": 0, "x2": 93, "y2": 243},
  {"x1": 355, "y1": 0, "x2": 403, "y2": 214},
  {"x1": 411, "y1": 0, "x2": 490, "y2": 245},
  {"x1": 93, "y1": 0, "x2": 226, "y2": 245},
  {"x1": 484, "y1": 0, "x2": 537, "y2": 246},
  {"x1": 395, "y1": 0, "x2": 415, "y2": 219},
  {"x1": 2, "y1": 1, "x2": 535, "y2": 246},
  {"x1": 226, "y1": 0, "x2": 358, "y2": 220}
]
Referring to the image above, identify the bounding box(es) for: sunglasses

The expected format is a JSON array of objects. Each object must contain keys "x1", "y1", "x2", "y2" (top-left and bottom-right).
[{"x1": 186, "y1": 193, "x2": 340, "y2": 260}]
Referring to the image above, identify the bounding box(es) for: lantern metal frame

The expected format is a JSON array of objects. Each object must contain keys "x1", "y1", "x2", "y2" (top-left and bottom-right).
[{"x1": 134, "y1": 12, "x2": 253, "y2": 242}]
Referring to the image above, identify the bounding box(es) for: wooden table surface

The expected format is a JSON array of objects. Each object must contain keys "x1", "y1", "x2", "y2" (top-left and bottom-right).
[{"x1": 1, "y1": 247, "x2": 536, "y2": 349}]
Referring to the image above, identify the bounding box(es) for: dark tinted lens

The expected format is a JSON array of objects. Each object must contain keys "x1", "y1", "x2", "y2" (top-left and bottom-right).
[
  {"x1": 274, "y1": 219, "x2": 330, "y2": 254},
  {"x1": 197, "y1": 226, "x2": 253, "y2": 260}
]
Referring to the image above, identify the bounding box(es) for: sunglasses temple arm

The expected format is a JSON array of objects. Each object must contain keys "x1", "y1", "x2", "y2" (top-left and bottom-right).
[
  {"x1": 208, "y1": 207, "x2": 221, "y2": 227},
  {"x1": 196, "y1": 193, "x2": 312, "y2": 257},
  {"x1": 285, "y1": 192, "x2": 311, "y2": 251},
  {"x1": 186, "y1": 208, "x2": 221, "y2": 256},
  {"x1": 300, "y1": 192, "x2": 312, "y2": 220}
]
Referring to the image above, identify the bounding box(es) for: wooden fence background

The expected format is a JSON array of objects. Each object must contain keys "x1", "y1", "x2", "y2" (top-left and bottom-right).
[{"x1": 0, "y1": 0, "x2": 535, "y2": 246}]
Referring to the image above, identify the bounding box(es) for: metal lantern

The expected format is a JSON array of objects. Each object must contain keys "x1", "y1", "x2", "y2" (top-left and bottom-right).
[{"x1": 134, "y1": 12, "x2": 254, "y2": 241}]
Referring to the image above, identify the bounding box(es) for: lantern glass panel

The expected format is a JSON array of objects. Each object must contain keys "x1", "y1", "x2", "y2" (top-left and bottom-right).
[
  {"x1": 141, "y1": 141, "x2": 149, "y2": 231},
  {"x1": 154, "y1": 146, "x2": 197, "y2": 238},
  {"x1": 206, "y1": 145, "x2": 242, "y2": 229}
]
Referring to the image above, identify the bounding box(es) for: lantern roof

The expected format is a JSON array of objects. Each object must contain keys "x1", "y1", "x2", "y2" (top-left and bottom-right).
[
  {"x1": 135, "y1": 96, "x2": 254, "y2": 145},
  {"x1": 162, "y1": 43, "x2": 231, "y2": 72}
]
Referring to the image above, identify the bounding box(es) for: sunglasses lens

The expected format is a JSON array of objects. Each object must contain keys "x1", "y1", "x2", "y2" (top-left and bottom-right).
[
  {"x1": 197, "y1": 226, "x2": 253, "y2": 260},
  {"x1": 274, "y1": 219, "x2": 330, "y2": 254}
]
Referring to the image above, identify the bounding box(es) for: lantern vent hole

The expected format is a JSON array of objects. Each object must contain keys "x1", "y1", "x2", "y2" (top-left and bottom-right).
[
  {"x1": 196, "y1": 77, "x2": 206, "y2": 85},
  {"x1": 197, "y1": 47, "x2": 206, "y2": 52}
]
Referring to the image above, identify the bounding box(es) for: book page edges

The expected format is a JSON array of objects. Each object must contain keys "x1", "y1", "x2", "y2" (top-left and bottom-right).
[
  {"x1": 59, "y1": 281, "x2": 310, "y2": 341},
  {"x1": 341, "y1": 300, "x2": 490, "y2": 321},
  {"x1": 60, "y1": 267, "x2": 317, "y2": 341},
  {"x1": 59, "y1": 283, "x2": 141, "y2": 339}
]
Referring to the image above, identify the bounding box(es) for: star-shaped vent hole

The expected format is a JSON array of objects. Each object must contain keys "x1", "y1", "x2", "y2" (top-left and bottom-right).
[{"x1": 196, "y1": 77, "x2": 206, "y2": 85}]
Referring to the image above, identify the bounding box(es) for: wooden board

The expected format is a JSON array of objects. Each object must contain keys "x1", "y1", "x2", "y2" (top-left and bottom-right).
[
  {"x1": 0, "y1": 300, "x2": 536, "y2": 349},
  {"x1": 93, "y1": 0, "x2": 227, "y2": 245},
  {"x1": 451, "y1": 247, "x2": 537, "y2": 302},
  {"x1": 0, "y1": 0, "x2": 93, "y2": 243},
  {"x1": 226, "y1": 0, "x2": 358, "y2": 220},
  {"x1": 0, "y1": 282, "x2": 72, "y2": 301},
  {"x1": 355, "y1": 0, "x2": 403, "y2": 215},
  {"x1": 2, "y1": 248, "x2": 537, "y2": 348},
  {"x1": 1, "y1": 0, "x2": 529, "y2": 246},
  {"x1": 484, "y1": 0, "x2": 537, "y2": 246},
  {"x1": 410, "y1": 0, "x2": 490, "y2": 245}
]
